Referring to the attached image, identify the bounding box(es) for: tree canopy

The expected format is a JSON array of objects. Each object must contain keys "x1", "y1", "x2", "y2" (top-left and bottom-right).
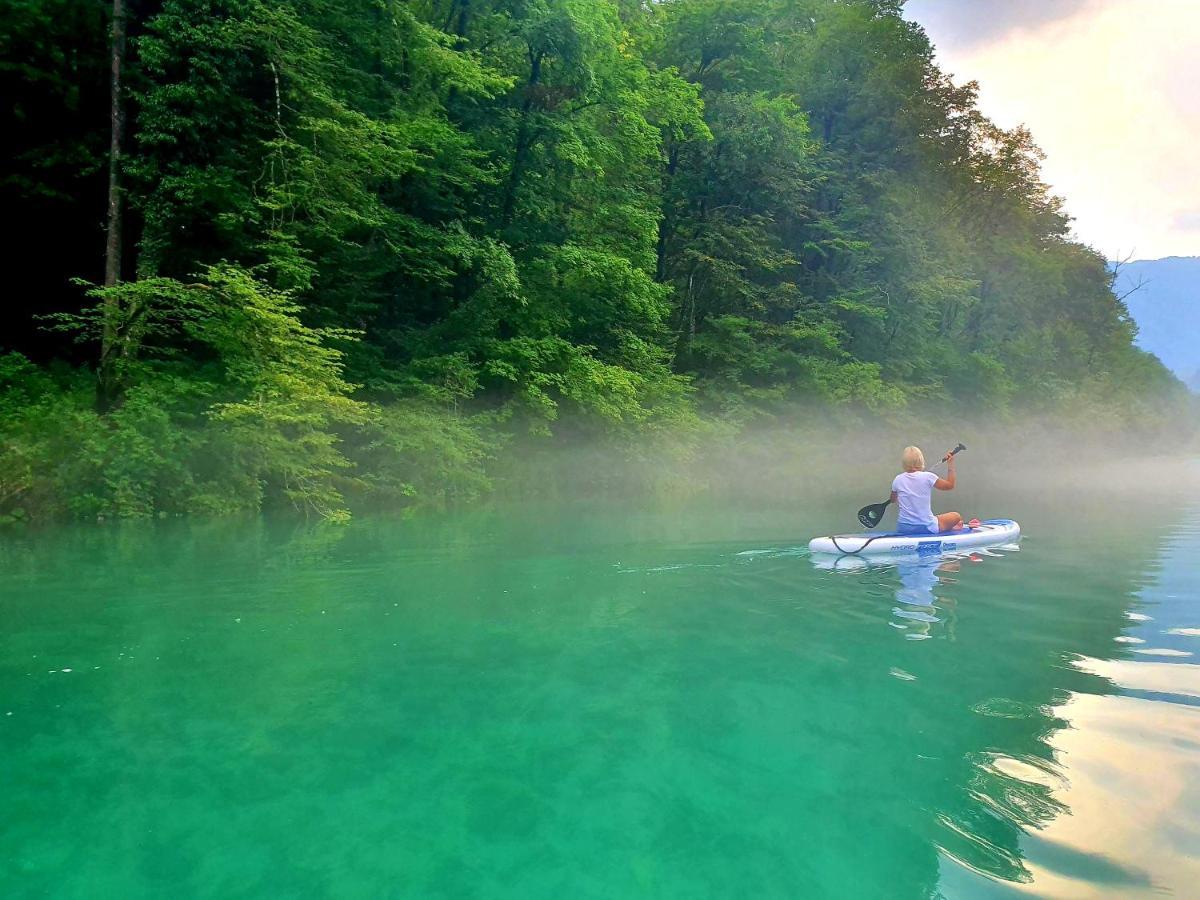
[{"x1": 0, "y1": 0, "x2": 1190, "y2": 521}]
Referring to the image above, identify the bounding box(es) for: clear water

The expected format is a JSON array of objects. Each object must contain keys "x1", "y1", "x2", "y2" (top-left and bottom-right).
[{"x1": 3, "y1": 486, "x2": 1200, "y2": 897}]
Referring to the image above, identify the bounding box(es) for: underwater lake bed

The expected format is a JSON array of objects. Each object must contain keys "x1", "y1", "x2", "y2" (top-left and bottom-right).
[{"x1": 3, "y1": 487, "x2": 1200, "y2": 897}]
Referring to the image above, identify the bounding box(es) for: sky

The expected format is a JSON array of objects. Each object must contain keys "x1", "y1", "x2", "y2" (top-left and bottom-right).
[{"x1": 904, "y1": 0, "x2": 1200, "y2": 262}]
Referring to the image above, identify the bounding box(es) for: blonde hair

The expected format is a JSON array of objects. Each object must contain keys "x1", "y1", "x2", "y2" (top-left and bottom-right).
[{"x1": 901, "y1": 446, "x2": 925, "y2": 471}]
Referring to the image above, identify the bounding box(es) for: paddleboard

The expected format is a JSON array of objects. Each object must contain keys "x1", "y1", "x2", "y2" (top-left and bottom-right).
[{"x1": 808, "y1": 518, "x2": 1020, "y2": 557}]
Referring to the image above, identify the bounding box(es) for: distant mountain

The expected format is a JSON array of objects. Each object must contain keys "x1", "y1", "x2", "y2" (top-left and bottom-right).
[{"x1": 1111, "y1": 256, "x2": 1200, "y2": 390}]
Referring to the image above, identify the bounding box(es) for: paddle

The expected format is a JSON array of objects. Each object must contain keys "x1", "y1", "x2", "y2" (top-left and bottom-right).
[{"x1": 857, "y1": 443, "x2": 966, "y2": 529}]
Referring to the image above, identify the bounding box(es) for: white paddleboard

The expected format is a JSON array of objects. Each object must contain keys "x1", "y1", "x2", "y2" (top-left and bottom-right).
[{"x1": 808, "y1": 519, "x2": 1021, "y2": 557}]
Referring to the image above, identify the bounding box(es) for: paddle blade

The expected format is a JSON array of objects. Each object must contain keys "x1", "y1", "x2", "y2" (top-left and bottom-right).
[{"x1": 857, "y1": 500, "x2": 889, "y2": 529}]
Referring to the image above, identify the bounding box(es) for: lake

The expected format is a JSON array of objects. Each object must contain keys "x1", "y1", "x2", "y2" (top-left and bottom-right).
[{"x1": 3, "y1": 474, "x2": 1200, "y2": 897}]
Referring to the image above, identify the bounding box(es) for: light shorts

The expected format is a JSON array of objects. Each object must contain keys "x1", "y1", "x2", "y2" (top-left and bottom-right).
[{"x1": 896, "y1": 519, "x2": 939, "y2": 536}]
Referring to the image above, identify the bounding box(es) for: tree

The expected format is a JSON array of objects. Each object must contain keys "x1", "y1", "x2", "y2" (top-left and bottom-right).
[{"x1": 98, "y1": 0, "x2": 127, "y2": 411}]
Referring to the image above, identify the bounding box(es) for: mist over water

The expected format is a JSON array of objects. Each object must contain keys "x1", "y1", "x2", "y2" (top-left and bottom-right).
[
  {"x1": 3, "y1": 447, "x2": 1200, "y2": 897},
  {"x1": 504, "y1": 418, "x2": 1200, "y2": 520}
]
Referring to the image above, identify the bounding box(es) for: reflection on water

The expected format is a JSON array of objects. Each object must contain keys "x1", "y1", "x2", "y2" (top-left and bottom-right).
[
  {"x1": 892, "y1": 558, "x2": 962, "y2": 640},
  {"x1": 813, "y1": 550, "x2": 1016, "y2": 641},
  {"x1": 804, "y1": 514, "x2": 1200, "y2": 895},
  {"x1": 934, "y1": 510, "x2": 1200, "y2": 897},
  {"x1": 1, "y1": 499, "x2": 1199, "y2": 897}
]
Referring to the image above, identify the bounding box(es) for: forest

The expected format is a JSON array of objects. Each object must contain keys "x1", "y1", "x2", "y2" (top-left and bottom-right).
[{"x1": 1, "y1": 0, "x2": 1191, "y2": 522}]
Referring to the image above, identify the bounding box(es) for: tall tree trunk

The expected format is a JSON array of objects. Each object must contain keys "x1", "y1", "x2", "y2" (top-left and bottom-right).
[
  {"x1": 98, "y1": 0, "x2": 126, "y2": 412},
  {"x1": 500, "y1": 50, "x2": 542, "y2": 230},
  {"x1": 453, "y1": 0, "x2": 471, "y2": 38},
  {"x1": 441, "y1": 0, "x2": 471, "y2": 36},
  {"x1": 674, "y1": 267, "x2": 698, "y2": 362},
  {"x1": 655, "y1": 144, "x2": 679, "y2": 283}
]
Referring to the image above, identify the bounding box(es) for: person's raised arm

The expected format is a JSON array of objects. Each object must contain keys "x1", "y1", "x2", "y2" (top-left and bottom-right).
[{"x1": 934, "y1": 452, "x2": 956, "y2": 491}]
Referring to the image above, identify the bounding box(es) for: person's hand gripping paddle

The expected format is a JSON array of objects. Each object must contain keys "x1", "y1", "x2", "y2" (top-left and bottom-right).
[{"x1": 856, "y1": 443, "x2": 966, "y2": 529}]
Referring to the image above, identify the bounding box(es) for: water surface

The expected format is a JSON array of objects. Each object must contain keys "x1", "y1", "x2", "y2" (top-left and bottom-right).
[{"x1": 3, "y1": 488, "x2": 1199, "y2": 897}]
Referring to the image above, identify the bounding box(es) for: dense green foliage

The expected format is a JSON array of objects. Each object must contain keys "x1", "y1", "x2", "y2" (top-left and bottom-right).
[{"x1": 1, "y1": 0, "x2": 1191, "y2": 520}]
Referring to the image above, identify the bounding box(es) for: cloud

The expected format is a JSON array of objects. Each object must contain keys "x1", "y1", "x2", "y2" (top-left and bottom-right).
[
  {"x1": 907, "y1": 0, "x2": 1200, "y2": 259},
  {"x1": 904, "y1": 0, "x2": 1098, "y2": 49},
  {"x1": 1172, "y1": 211, "x2": 1200, "y2": 233}
]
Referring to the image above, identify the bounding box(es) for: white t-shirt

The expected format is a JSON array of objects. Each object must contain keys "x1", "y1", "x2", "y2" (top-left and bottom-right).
[{"x1": 891, "y1": 470, "x2": 939, "y2": 528}]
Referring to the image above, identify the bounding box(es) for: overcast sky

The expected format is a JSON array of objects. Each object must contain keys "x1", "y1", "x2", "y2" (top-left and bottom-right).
[{"x1": 904, "y1": 0, "x2": 1200, "y2": 261}]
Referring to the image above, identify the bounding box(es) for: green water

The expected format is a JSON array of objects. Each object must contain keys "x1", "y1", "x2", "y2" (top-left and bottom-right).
[{"x1": 3, "y1": 487, "x2": 1200, "y2": 897}]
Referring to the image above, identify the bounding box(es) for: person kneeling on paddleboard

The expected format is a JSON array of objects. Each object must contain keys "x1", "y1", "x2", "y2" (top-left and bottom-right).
[{"x1": 891, "y1": 446, "x2": 963, "y2": 535}]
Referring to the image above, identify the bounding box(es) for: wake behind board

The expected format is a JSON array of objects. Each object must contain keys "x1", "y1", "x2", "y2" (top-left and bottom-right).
[{"x1": 808, "y1": 518, "x2": 1020, "y2": 557}]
